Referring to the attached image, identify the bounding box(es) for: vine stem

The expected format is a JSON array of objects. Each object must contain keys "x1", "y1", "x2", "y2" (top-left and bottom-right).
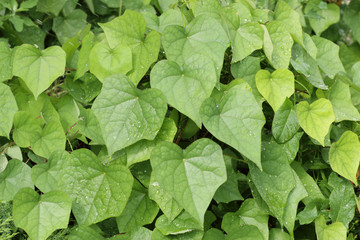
[{"x1": 175, "y1": 118, "x2": 189, "y2": 144}]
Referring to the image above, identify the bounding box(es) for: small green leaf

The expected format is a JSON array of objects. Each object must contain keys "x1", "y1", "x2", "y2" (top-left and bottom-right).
[
  {"x1": 12, "y1": 44, "x2": 66, "y2": 99},
  {"x1": 0, "y1": 159, "x2": 33, "y2": 201},
  {"x1": 0, "y1": 83, "x2": 18, "y2": 138},
  {"x1": 155, "y1": 211, "x2": 202, "y2": 235},
  {"x1": 92, "y1": 74, "x2": 167, "y2": 155},
  {"x1": 0, "y1": 42, "x2": 13, "y2": 82},
  {"x1": 13, "y1": 188, "x2": 72, "y2": 240},
  {"x1": 68, "y1": 226, "x2": 105, "y2": 240},
  {"x1": 315, "y1": 215, "x2": 346, "y2": 240},
  {"x1": 13, "y1": 111, "x2": 42, "y2": 147},
  {"x1": 150, "y1": 138, "x2": 226, "y2": 225},
  {"x1": 344, "y1": 1, "x2": 360, "y2": 44},
  {"x1": 36, "y1": 0, "x2": 67, "y2": 16},
  {"x1": 64, "y1": 73, "x2": 102, "y2": 103},
  {"x1": 152, "y1": 228, "x2": 204, "y2": 240},
  {"x1": 200, "y1": 85, "x2": 265, "y2": 169},
  {"x1": 269, "y1": 228, "x2": 291, "y2": 240},
  {"x1": 74, "y1": 32, "x2": 94, "y2": 80},
  {"x1": 89, "y1": 42, "x2": 132, "y2": 82},
  {"x1": 151, "y1": 55, "x2": 217, "y2": 127},
  {"x1": 296, "y1": 99, "x2": 335, "y2": 146},
  {"x1": 77, "y1": 107, "x2": 104, "y2": 145},
  {"x1": 255, "y1": 69, "x2": 294, "y2": 112},
  {"x1": 225, "y1": 225, "x2": 264, "y2": 240}
]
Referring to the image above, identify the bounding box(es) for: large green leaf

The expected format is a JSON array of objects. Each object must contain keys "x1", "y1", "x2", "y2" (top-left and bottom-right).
[
  {"x1": 13, "y1": 188, "x2": 72, "y2": 240},
  {"x1": 155, "y1": 211, "x2": 202, "y2": 235},
  {"x1": 304, "y1": 0, "x2": 340, "y2": 36},
  {"x1": 0, "y1": 159, "x2": 33, "y2": 201},
  {"x1": 263, "y1": 21, "x2": 293, "y2": 69},
  {"x1": 328, "y1": 80, "x2": 360, "y2": 122},
  {"x1": 296, "y1": 99, "x2": 335, "y2": 146},
  {"x1": 315, "y1": 215, "x2": 346, "y2": 240},
  {"x1": 0, "y1": 83, "x2": 18, "y2": 138},
  {"x1": 99, "y1": 10, "x2": 160, "y2": 85},
  {"x1": 92, "y1": 74, "x2": 167, "y2": 155},
  {"x1": 0, "y1": 42, "x2": 12, "y2": 82},
  {"x1": 150, "y1": 139, "x2": 226, "y2": 225},
  {"x1": 200, "y1": 85, "x2": 265, "y2": 169},
  {"x1": 12, "y1": 44, "x2": 66, "y2": 99},
  {"x1": 248, "y1": 141, "x2": 296, "y2": 222},
  {"x1": 89, "y1": 42, "x2": 132, "y2": 82},
  {"x1": 255, "y1": 69, "x2": 294, "y2": 112},
  {"x1": 60, "y1": 149, "x2": 134, "y2": 225},
  {"x1": 225, "y1": 225, "x2": 264, "y2": 240},
  {"x1": 150, "y1": 55, "x2": 217, "y2": 127}
]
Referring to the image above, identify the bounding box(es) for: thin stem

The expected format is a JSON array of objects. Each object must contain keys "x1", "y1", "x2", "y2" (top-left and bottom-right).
[{"x1": 175, "y1": 118, "x2": 189, "y2": 144}]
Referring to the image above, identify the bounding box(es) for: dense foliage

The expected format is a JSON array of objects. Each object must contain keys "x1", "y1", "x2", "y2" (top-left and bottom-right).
[{"x1": 1, "y1": 0, "x2": 360, "y2": 239}]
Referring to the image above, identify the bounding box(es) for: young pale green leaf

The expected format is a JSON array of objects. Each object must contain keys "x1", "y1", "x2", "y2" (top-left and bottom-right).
[
  {"x1": 74, "y1": 32, "x2": 94, "y2": 80},
  {"x1": 13, "y1": 111, "x2": 42, "y2": 148},
  {"x1": 248, "y1": 141, "x2": 296, "y2": 222},
  {"x1": 272, "y1": 99, "x2": 300, "y2": 143},
  {"x1": 116, "y1": 181, "x2": 159, "y2": 232},
  {"x1": 92, "y1": 74, "x2": 167, "y2": 155},
  {"x1": 0, "y1": 83, "x2": 18, "y2": 138},
  {"x1": 312, "y1": 36, "x2": 345, "y2": 79},
  {"x1": 296, "y1": 99, "x2": 335, "y2": 146},
  {"x1": 89, "y1": 42, "x2": 132, "y2": 82},
  {"x1": 149, "y1": 173, "x2": 183, "y2": 221},
  {"x1": 13, "y1": 188, "x2": 72, "y2": 240},
  {"x1": 263, "y1": 21, "x2": 293, "y2": 69},
  {"x1": 315, "y1": 215, "x2": 346, "y2": 240},
  {"x1": 330, "y1": 131, "x2": 360, "y2": 185},
  {"x1": 31, "y1": 150, "x2": 69, "y2": 193},
  {"x1": 269, "y1": 229, "x2": 291, "y2": 240},
  {"x1": 222, "y1": 199, "x2": 269, "y2": 240},
  {"x1": 60, "y1": 149, "x2": 134, "y2": 225},
  {"x1": 0, "y1": 159, "x2": 33, "y2": 201},
  {"x1": 150, "y1": 138, "x2": 226, "y2": 225},
  {"x1": 4, "y1": 145, "x2": 22, "y2": 161},
  {"x1": 328, "y1": 173, "x2": 356, "y2": 228},
  {"x1": 328, "y1": 80, "x2": 360, "y2": 122},
  {"x1": 274, "y1": 0, "x2": 303, "y2": 45},
  {"x1": 304, "y1": 0, "x2": 340, "y2": 36},
  {"x1": 232, "y1": 22, "x2": 263, "y2": 63},
  {"x1": 53, "y1": 9, "x2": 87, "y2": 44},
  {"x1": 12, "y1": 44, "x2": 66, "y2": 99},
  {"x1": 200, "y1": 85, "x2": 265, "y2": 169},
  {"x1": 99, "y1": 10, "x2": 160, "y2": 85},
  {"x1": 155, "y1": 211, "x2": 202, "y2": 235},
  {"x1": 255, "y1": 69, "x2": 294, "y2": 112},
  {"x1": 150, "y1": 55, "x2": 216, "y2": 127},
  {"x1": 0, "y1": 42, "x2": 13, "y2": 81},
  {"x1": 225, "y1": 225, "x2": 264, "y2": 240}
]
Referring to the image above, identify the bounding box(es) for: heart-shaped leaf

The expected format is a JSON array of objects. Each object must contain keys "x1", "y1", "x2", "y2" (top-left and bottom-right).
[
  {"x1": 200, "y1": 85, "x2": 265, "y2": 169},
  {"x1": 329, "y1": 131, "x2": 360, "y2": 184},
  {"x1": 296, "y1": 99, "x2": 335, "y2": 146},
  {"x1": 13, "y1": 111, "x2": 42, "y2": 147},
  {"x1": 255, "y1": 69, "x2": 294, "y2": 112},
  {"x1": 59, "y1": 149, "x2": 133, "y2": 225},
  {"x1": 92, "y1": 74, "x2": 167, "y2": 155},
  {"x1": 12, "y1": 44, "x2": 66, "y2": 99},
  {"x1": 0, "y1": 42, "x2": 13, "y2": 82},
  {"x1": 0, "y1": 83, "x2": 18, "y2": 138},
  {"x1": 150, "y1": 138, "x2": 226, "y2": 225},
  {"x1": 13, "y1": 188, "x2": 72, "y2": 240},
  {"x1": 89, "y1": 42, "x2": 132, "y2": 82},
  {"x1": 150, "y1": 54, "x2": 217, "y2": 127},
  {"x1": 315, "y1": 215, "x2": 346, "y2": 240}
]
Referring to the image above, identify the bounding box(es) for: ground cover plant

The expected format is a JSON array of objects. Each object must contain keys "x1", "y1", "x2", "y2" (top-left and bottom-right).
[{"x1": 1, "y1": 0, "x2": 360, "y2": 239}]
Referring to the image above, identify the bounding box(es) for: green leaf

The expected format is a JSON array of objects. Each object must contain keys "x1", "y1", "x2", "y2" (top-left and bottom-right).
[
  {"x1": 92, "y1": 74, "x2": 167, "y2": 155},
  {"x1": 0, "y1": 83, "x2": 18, "y2": 138},
  {"x1": 225, "y1": 225, "x2": 264, "y2": 240},
  {"x1": 53, "y1": 9, "x2": 87, "y2": 44},
  {"x1": 296, "y1": 99, "x2": 335, "y2": 146},
  {"x1": 255, "y1": 69, "x2": 294, "y2": 112},
  {"x1": 269, "y1": 228, "x2": 291, "y2": 240},
  {"x1": 272, "y1": 99, "x2": 300, "y2": 143},
  {"x1": 232, "y1": 22, "x2": 263, "y2": 63},
  {"x1": 68, "y1": 226, "x2": 105, "y2": 240},
  {"x1": 13, "y1": 188, "x2": 72, "y2": 240},
  {"x1": 155, "y1": 211, "x2": 202, "y2": 235},
  {"x1": 150, "y1": 138, "x2": 226, "y2": 225},
  {"x1": 31, "y1": 150, "x2": 69, "y2": 193},
  {"x1": 222, "y1": 199, "x2": 269, "y2": 240},
  {"x1": 77, "y1": 107, "x2": 104, "y2": 145},
  {"x1": 13, "y1": 111, "x2": 42, "y2": 147},
  {"x1": 113, "y1": 227, "x2": 153, "y2": 240},
  {"x1": 315, "y1": 215, "x2": 346, "y2": 240},
  {"x1": 203, "y1": 228, "x2": 225, "y2": 240},
  {"x1": 0, "y1": 42, "x2": 12, "y2": 81},
  {"x1": 312, "y1": 36, "x2": 345, "y2": 79},
  {"x1": 149, "y1": 173, "x2": 183, "y2": 221},
  {"x1": 248, "y1": 141, "x2": 296, "y2": 222},
  {"x1": 89, "y1": 42, "x2": 132, "y2": 82},
  {"x1": 36, "y1": 0, "x2": 67, "y2": 16},
  {"x1": 328, "y1": 80, "x2": 360, "y2": 122},
  {"x1": 99, "y1": 10, "x2": 160, "y2": 85},
  {"x1": 116, "y1": 181, "x2": 159, "y2": 232},
  {"x1": 150, "y1": 55, "x2": 217, "y2": 127},
  {"x1": 263, "y1": 21, "x2": 293, "y2": 69},
  {"x1": 74, "y1": 32, "x2": 94, "y2": 80},
  {"x1": 60, "y1": 149, "x2": 133, "y2": 225},
  {"x1": 12, "y1": 44, "x2": 66, "y2": 99},
  {"x1": 5, "y1": 145, "x2": 22, "y2": 161},
  {"x1": 328, "y1": 173, "x2": 356, "y2": 228},
  {"x1": 200, "y1": 85, "x2": 265, "y2": 169},
  {"x1": 344, "y1": 1, "x2": 360, "y2": 44},
  {"x1": 152, "y1": 228, "x2": 204, "y2": 240},
  {"x1": 0, "y1": 159, "x2": 33, "y2": 201},
  {"x1": 64, "y1": 73, "x2": 102, "y2": 103},
  {"x1": 304, "y1": 0, "x2": 340, "y2": 36},
  {"x1": 274, "y1": 0, "x2": 303, "y2": 45}
]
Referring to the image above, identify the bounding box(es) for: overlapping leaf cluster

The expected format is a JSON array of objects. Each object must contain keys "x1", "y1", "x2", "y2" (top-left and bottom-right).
[{"x1": 1, "y1": 0, "x2": 360, "y2": 239}]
